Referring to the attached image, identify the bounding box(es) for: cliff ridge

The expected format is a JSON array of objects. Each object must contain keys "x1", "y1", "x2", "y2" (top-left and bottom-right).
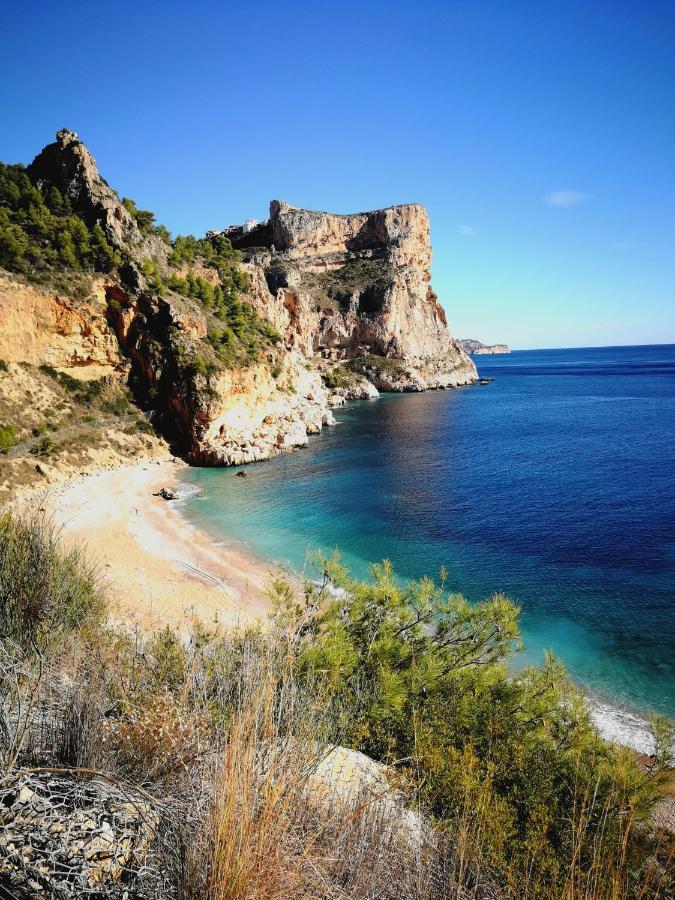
[{"x1": 222, "y1": 200, "x2": 476, "y2": 391}]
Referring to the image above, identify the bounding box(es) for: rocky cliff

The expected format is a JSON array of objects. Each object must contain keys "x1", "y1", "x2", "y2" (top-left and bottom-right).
[
  {"x1": 222, "y1": 200, "x2": 477, "y2": 391},
  {"x1": 105, "y1": 283, "x2": 337, "y2": 465},
  {"x1": 1, "y1": 130, "x2": 477, "y2": 471},
  {"x1": 27, "y1": 129, "x2": 169, "y2": 268},
  {"x1": 460, "y1": 338, "x2": 511, "y2": 355},
  {"x1": 0, "y1": 271, "x2": 123, "y2": 378}
]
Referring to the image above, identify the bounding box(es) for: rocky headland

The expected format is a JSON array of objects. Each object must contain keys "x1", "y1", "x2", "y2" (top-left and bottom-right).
[
  {"x1": 0, "y1": 129, "x2": 477, "y2": 490},
  {"x1": 460, "y1": 338, "x2": 511, "y2": 355}
]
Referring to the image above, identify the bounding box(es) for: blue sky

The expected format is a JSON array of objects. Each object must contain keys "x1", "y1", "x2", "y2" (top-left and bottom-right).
[{"x1": 1, "y1": 1, "x2": 673, "y2": 348}]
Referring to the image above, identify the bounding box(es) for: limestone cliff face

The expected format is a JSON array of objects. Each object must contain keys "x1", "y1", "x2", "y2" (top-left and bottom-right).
[
  {"x1": 106, "y1": 285, "x2": 335, "y2": 466},
  {"x1": 226, "y1": 200, "x2": 477, "y2": 389},
  {"x1": 0, "y1": 272, "x2": 123, "y2": 378},
  {"x1": 473, "y1": 344, "x2": 510, "y2": 355},
  {"x1": 460, "y1": 338, "x2": 511, "y2": 355}
]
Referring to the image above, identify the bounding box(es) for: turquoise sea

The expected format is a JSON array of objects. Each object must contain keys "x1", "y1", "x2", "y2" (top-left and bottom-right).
[{"x1": 178, "y1": 345, "x2": 675, "y2": 751}]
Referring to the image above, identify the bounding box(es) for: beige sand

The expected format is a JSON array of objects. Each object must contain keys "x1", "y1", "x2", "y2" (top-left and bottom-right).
[{"x1": 36, "y1": 459, "x2": 275, "y2": 632}]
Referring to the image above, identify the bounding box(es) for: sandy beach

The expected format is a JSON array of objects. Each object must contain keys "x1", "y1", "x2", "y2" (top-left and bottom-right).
[{"x1": 21, "y1": 458, "x2": 275, "y2": 632}]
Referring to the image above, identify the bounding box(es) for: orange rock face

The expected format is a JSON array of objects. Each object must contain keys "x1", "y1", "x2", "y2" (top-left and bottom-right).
[{"x1": 0, "y1": 272, "x2": 123, "y2": 378}]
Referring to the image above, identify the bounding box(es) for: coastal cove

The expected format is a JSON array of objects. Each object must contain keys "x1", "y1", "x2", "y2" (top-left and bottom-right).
[{"x1": 177, "y1": 344, "x2": 675, "y2": 752}]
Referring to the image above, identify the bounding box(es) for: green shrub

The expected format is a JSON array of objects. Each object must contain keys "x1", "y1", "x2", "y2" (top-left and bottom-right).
[
  {"x1": 122, "y1": 196, "x2": 171, "y2": 242},
  {"x1": 0, "y1": 359, "x2": 8, "y2": 372},
  {"x1": 322, "y1": 366, "x2": 353, "y2": 389},
  {"x1": 0, "y1": 512, "x2": 104, "y2": 659},
  {"x1": 100, "y1": 395, "x2": 129, "y2": 415},
  {"x1": 123, "y1": 417, "x2": 155, "y2": 436},
  {"x1": 39, "y1": 366, "x2": 128, "y2": 410},
  {"x1": 273, "y1": 556, "x2": 673, "y2": 896},
  {"x1": 0, "y1": 423, "x2": 16, "y2": 453},
  {"x1": 30, "y1": 435, "x2": 55, "y2": 455},
  {"x1": 162, "y1": 234, "x2": 280, "y2": 371},
  {"x1": 348, "y1": 353, "x2": 409, "y2": 378},
  {"x1": 141, "y1": 257, "x2": 165, "y2": 293}
]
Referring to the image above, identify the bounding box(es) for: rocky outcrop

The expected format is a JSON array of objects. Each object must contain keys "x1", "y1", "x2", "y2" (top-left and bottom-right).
[
  {"x1": 227, "y1": 201, "x2": 477, "y2": 391},
  {"x1": 473, "y1": 344, "x2": 510, "y2": 355},
  {"x1": 307, "y1": 746, "x2": 423, "y2": 847},
  {"x1": 193, "y1": 352, "x2": 335, "y2": 466},
  {"x1": 27, "y1": 129, "x2": 168, "y2": 268},
  {"x1": 460, "y1": 338, "x2": 511, "y2": 355},
  {"x1": 106, "y1": 284, "x2": 336, "y2": 466}
]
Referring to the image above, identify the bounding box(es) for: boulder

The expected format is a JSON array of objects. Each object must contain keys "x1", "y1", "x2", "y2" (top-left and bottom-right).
[
  {"x1": 154, "y1": 487, "x2": 177, "y2": 500},
  {"x1": 306, "y1": 746, "x2": 424, "y2": 848}
]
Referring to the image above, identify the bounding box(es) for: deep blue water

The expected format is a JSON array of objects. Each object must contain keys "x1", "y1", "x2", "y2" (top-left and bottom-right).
[{"x1": 179, "y1": 345, "x2": 675, "y2": 739}]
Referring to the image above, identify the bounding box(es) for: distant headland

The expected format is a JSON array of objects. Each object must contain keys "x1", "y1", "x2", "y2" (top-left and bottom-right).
[{"x1": 460, "y1": 338, "x2": 511, "y2": 355}]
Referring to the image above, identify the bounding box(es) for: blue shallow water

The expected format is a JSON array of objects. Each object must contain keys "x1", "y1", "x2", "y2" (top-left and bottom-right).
[{"x1": 179, "y1": 345, "x2": 675, "y2": 723}]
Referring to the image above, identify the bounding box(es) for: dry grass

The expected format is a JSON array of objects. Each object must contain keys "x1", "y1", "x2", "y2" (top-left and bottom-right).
[
  {"x1": 178, "y1": 655, "x2": 465, "y2": 900},
  {"x1": 0, "y1": 513, "x2": 672, "y2": 899},
  {"x1": 3, "y1": 619, "x2": 672, "y2": 899}
]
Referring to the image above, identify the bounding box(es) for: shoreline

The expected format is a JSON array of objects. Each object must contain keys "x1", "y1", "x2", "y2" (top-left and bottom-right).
[
  {"x1": 6, "y1": 454, "x2": 666, "y2": 758},
  {"x1": 18, "y1": 457, "x2": 275, "y2": 632}
]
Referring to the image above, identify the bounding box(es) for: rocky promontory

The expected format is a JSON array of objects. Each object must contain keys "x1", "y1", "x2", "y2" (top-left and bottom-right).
[
  {"x1": 223, "y1": 200, "x2": 477, "y2": 391},
  {"x1": 0, "y1": 130, "x2": 477, "y2": 476},
  {"x1": 459, "y1": 338, "x2": 511, "y2": 355}
]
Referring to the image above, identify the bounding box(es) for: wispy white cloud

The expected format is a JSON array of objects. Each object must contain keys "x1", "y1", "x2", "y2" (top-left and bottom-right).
[
  {"x1": 458, "y1": 224, "x2": 477, "y2": 237},
  {"x1": 544, "y1": 189, "x2": 592, "y2": 208}
]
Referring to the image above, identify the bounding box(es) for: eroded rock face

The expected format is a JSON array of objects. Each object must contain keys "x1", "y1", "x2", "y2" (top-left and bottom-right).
[
  {"x1": 196, "y1": 353, "x2": 335, "y2": 465},
  {"x1": 4, "y1": 131, "x2": 476, "y2": 471},
  {"x1": 228, "y1": 200, "x2": 477, "y2": 389},
  {"x1": 0, "y1": 272, "x2": 123, "y2": 379},
  {"x1": 460, "y1": 338, "x2": 511, "y2": 355},
  {"x1": 107, "y1": 285, "x2": 336, "y2": 466}
]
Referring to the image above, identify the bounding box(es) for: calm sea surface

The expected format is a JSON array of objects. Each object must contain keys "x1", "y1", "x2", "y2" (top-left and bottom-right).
[{"x1": 178, "y1": 345, "x2": 675, "y2": 747}]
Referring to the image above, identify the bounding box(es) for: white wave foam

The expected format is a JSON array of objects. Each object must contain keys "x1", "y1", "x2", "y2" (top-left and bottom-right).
[
  {"x1": 171, "y1": 484, "x2": 204, "y2": 504},
  {"x1": 587, "y1": 697, "x2": 655, "y2": 755}
]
